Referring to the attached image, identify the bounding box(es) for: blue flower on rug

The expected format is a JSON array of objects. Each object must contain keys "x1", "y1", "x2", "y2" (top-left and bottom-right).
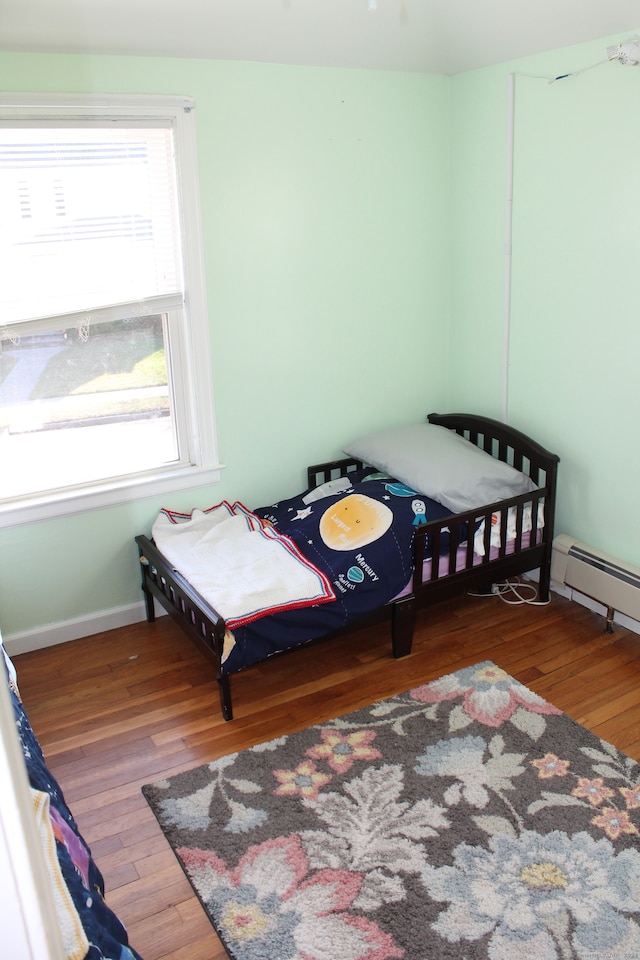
[
  {"x1": 414, "y1": 734, "x2": 526, "y2": 808},
  {"x1": 421, "y1": 829, "x2": 640, "y2": 959}
]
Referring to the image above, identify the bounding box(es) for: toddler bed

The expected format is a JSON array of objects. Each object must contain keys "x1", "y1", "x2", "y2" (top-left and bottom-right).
[{"x1": 135, "y1": 413, "x2": 559, "y2": 720}]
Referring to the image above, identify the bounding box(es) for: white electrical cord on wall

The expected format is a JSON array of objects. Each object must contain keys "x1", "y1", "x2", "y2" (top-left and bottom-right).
[
  {"x1": 501, "y1": 73, "x2": 515, "y2": 425},
  {"x1": 500, "y1": 43, "x2": 635, "y2": 426}
]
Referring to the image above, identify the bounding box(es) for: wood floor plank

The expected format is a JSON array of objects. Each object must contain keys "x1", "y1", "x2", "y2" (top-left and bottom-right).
[{"x1": 11, "y1": 591, "x2": 640, "y2": 960}]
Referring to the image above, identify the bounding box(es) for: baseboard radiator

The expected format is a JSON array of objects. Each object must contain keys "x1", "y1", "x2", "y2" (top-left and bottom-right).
[{"x1": 551, "y1": 534, "x2": 640, "y2": 633}]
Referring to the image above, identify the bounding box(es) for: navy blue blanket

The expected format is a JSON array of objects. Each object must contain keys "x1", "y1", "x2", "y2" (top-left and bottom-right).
[
  {"x1": 223, "y1": 469, "x2": 456, "y2": 675},
  {"x1": 5, "y1": 655, "x2": 143, "y2": 960}
]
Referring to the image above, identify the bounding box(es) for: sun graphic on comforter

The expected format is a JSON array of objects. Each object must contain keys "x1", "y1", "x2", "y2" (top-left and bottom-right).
[{"x1": 319, "y1": 493, "x2": 393, "y2": 551}]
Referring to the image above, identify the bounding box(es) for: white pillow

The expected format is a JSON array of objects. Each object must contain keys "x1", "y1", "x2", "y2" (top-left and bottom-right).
[{"x1": 344, "y1": 422, "x2": 536, "y2": 514}]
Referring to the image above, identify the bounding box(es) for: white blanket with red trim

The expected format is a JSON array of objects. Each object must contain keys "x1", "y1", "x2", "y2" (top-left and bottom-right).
[{"x1": 151, "y1": 501, "x2": 335, "y2": 629}]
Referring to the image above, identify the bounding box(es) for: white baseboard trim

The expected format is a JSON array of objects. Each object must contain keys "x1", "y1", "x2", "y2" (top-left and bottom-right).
[
  {"x1": 521, "y1": 570, "x2": 640, "y2": 636},
  {"x1": 550, "y1": 580, "x2": 640, "y2": 636},
  {"x1": 3, "y1": 578, "x2": 638, "y2": 658},
  {"x1": 3, "y1": 601, "x2": 165, "y2": 658}
]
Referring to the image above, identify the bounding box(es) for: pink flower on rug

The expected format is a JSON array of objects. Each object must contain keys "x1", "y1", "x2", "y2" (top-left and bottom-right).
[
  {"x1": 177, "y1": 834, "x2": 404, "y2": 960},
  {"x1": 620, "y1": 784, "x2": 640, "y2": 810},
  {"x1": 531, "y1": 753, "x2": 571, "y2": 779},
  {"x1": 306, "y1": 729, "x2": 383, "y2": 773},
  {"x1": 273, "y1": 759, "x2": 332, "y2": 800},
  {"x1": 571, "y1": 777, "x2": 616, "y2": 807},
  {"x1": 410, "y1": 662, "x2": 561, "y2": 728},
  {"x1": 591, "y1": 807, "x2": 639, "y2": 841}
]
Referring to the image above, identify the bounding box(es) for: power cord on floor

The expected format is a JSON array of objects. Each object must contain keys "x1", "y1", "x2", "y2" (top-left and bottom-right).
[{"x1": 468, "y1": 577, "x2": 551, "y2": 607}]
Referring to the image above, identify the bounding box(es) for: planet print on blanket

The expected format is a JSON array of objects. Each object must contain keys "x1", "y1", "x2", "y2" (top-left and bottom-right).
[{"x1": 319, "y1": 493, "x2": 393, "y2": 551}]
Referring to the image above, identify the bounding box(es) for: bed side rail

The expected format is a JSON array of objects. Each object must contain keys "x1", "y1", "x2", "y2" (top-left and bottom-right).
[{"x1": 411, "y1": 487, "x2": 550, "y2": 591}]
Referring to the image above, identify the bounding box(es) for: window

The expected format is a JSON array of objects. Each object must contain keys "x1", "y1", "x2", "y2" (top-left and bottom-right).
[{"x1": 0, "y1": 94, "x2": 220, "y2": 527}]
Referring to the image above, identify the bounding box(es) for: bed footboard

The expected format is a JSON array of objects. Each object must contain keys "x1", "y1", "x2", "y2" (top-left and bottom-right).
[{"x1": 135, "y1": 535, "x2": 233, "y2": 721}]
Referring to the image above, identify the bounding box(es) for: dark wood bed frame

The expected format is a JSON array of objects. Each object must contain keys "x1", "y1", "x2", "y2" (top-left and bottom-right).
[{"x1": 135, "y1": 413, "x2": 559, "y2": 720}]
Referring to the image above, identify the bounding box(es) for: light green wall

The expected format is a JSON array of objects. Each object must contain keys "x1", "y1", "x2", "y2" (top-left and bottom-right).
[
  {"x1": 0, "y1": 53, "x2": 450, "y2": 635},
  {"x1": 3, "y1": 31, "x2": 638, "y2": 639},
  {"x1": 449, "y1": 67, "x2": 510, "y2": 416},
  {"x1": 449, "y1": 33, "x2": 640, "y2": 570}
]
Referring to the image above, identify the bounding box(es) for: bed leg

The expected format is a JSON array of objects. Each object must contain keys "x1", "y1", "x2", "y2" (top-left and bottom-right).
[
  {"x1": 538, "y1": 563, "x2": 551, "y2": 603},
  {"x1": 141, "y1": 586, "x2": 155, "y2": 623},
  {"x1": 218, "y1": 674, "x2": 233, "y2": 721},
  {"x1": 138, "y1": 558, "x2": 156, "y2": 622},
  {"x1": 392, "y1": 595, "x2": 416, "y2": 658}
]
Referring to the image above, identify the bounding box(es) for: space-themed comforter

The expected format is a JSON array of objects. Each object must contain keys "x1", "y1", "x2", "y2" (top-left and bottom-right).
[
  {"x1": 3, "y1": 645, "x2": 143, "y2": 960},
  {"x1": 153, "y1": 468, "x2": 459, "y2": 676}
]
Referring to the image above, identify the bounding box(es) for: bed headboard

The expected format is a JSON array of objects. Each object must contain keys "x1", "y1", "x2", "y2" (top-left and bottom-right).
[
  {"x1": 308, "y1": 412, "x2": 559, "y2": 503},
  {"x1": 427, "y1": 412, "x2": 559, "y2": 491}
]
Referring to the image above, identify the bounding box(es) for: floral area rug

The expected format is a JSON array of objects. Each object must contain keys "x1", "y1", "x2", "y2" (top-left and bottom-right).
[{"x1": 142, "y1": 662, "x2": 640, "y2": 960}]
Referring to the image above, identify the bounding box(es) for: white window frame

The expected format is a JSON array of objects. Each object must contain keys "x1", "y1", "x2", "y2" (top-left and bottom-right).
[{"x1": 0, "y1": 93, "x2": 222, "y2": 529}]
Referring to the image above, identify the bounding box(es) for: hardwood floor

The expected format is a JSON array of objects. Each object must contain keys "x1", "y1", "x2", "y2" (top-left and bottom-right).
[{"x1": 12, "y1": 590, "x2": 640, "y2": 960}]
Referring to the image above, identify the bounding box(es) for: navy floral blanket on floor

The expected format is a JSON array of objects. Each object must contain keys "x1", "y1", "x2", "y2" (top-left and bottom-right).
[{"x1": 4, "y1": 650, "x2": 143, "y2": 960}]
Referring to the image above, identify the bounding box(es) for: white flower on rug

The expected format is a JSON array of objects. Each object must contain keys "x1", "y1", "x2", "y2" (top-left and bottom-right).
[
  {"x1": 410, "y1": 661, "x2": 561, "y2": 735},
  {"x1": 421, "y1": 829, "x2": 640, "y2": 959},
  {"x1": 414, "y1": 734, "x2": 526, "y2": 808},
  {"x1": 300, "y1": 764, "x2": 449, "y2": 911},
  {"x1": 177, "y1": 833, "x2": 404, "y2": 960}
]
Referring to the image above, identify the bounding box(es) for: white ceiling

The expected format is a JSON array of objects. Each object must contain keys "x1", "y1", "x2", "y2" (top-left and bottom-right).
[{"x1": 0, "y1": 0, "x2": 638, "y2": 75}]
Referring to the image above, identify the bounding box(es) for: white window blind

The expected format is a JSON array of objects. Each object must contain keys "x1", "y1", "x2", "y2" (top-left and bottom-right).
[
  {"x1": 0, "y1": 122, "x2": 183, "y2": 334},
  {"x1": 0, "y1": 95, "x2": 220, "y2": 527}
]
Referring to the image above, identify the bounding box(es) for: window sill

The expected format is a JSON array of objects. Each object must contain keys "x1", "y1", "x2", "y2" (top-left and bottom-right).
[{"x1": 0, "y1": 462, "x2": 225, "y2": 529}]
